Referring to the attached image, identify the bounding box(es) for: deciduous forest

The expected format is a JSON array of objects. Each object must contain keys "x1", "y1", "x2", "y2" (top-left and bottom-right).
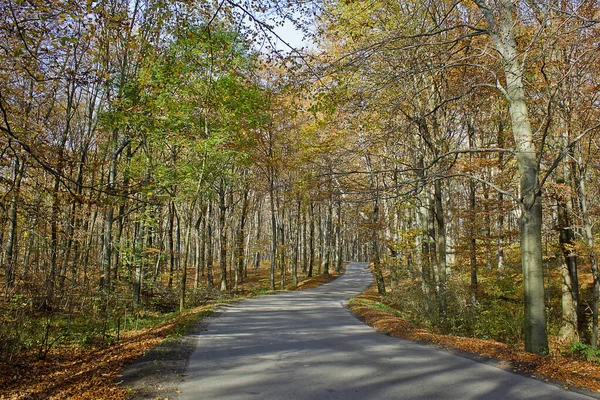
[{"x1": 1, "y1": 0, "x2": 599, "y2": 396}]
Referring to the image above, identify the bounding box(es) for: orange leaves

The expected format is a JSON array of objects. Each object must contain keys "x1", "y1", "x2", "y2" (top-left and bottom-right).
[{"x1": 350, "y1": 285, "x2": 600, "y2": 393}]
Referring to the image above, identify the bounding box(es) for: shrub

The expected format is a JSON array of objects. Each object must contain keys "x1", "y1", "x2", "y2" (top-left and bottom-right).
[{"x1": 570, "y1": 341, "x2": 600, "y2": 363}]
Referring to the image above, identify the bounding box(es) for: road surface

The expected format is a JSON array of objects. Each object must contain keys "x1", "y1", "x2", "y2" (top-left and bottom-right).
[{"x1": 179, "y1": 262, "x2": 593, "y2": 399}]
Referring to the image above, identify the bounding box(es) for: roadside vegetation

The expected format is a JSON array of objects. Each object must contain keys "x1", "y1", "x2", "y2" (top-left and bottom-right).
[
  {"x1": 1, "y1": 0, "x2": 600, "y2": 397},
  {"x1": 350, "y1": 263, "x2": 600, "y2": 394},
  {"x1": 0, "y1": 266, "x2": 339, "y2": 399}
]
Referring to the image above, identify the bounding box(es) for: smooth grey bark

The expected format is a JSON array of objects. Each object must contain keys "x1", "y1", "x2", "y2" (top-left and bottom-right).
[
  {"x1": 324, "y1": 197, "x2": 333, "y2": 275},
  {"x1": 194, "y1": 210, "x2": 204, "y2": 289},
  {"x1": 167, "y1": 201, "x2": 176, "y2": 288},
  {"x1": 133, "y1": 215, "x2": 144, "y2": 307},
  {"x1": 336, "y1": 201, "x2": 343, "y2": 273},
  {"x1": 278, "y1": 201, "x2": 285, "y2": 290},
  {"x1": 475, "y1": 0, "x2": 548, "y2": 353},
  {"x1": 366, "y1": 155, "x2": 386, "y2": 295},
  {"x1": 434, "y1": 180, "x2": 447, "y2": 310},
  {"x1": 308, "y1": 202, "x2": 315, "y2": 278},
  {"x1": 497, "y1": 124, "x2": 506, "y2": 275},
  {"x1": 292, "y1": 199, "x2": 301, "y2": 287},
  {"x1": 302, "y1": 209, "x2": 308, "y2": 274},
  {"x1": 416, "y1": 158, "x2": 431, "y2": 294},
  {"x1": 253, "y1": 202, "x2": 262, "y2": 273},
  {"x1": 269, "y1": 173, "x2": 277, "y2": 291},
  {"x1": 556, "y1": 173, "x2": 579, "y2": 342},
  {"x1": 577, "y1": 155, "x2": 599, "y2": 346},
  {"x1": 180, "y1": 208, "x2": 193, "y2": 311},
  {"x1": 218, "y1": 185, "x2": 228, "y2": 292},
  {"x1": 371, "y1": 195, "x2": 386, "y2": 295},
  {"x1": 467, "y1": 118, "x2": 478, "y2": 304},
  {"x1": 206, "y1": 201, "x2": 214, "y2": 288}
]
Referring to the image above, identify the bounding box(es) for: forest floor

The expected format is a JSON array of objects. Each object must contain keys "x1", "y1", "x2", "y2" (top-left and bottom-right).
[
  {"x1": 349, "y1": 284, "x2": 600, "y2": 397},
  {"x1": 0, "y1": 268, "x2": 341, "y2": 400}
]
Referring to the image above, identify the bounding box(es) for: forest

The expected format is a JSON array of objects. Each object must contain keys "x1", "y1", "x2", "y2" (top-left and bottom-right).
[{"x1": 0, "y1": 0, "x2": 599, "y2": 385}]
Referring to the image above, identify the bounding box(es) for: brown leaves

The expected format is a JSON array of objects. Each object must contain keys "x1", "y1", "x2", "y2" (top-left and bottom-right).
[
  {"x1": 0, "y1": 268, "x2": 338, "y2": 399},
  {"x1": 350, "y1": 286, "x2": 600, "y2": 393}
]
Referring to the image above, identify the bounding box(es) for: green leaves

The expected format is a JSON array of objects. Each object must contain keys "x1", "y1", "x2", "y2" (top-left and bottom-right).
[{"x1": 100, "y1": 18, "x2": 268, "y2": 204}]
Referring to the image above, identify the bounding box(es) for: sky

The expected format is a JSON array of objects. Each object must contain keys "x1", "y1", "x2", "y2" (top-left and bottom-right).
[{"x1": 272, "y1": 18, "x2": 312, "y2": 52}]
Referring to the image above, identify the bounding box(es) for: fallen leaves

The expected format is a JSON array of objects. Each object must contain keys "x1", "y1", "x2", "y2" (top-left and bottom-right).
[
  {"x1": 0, "y1": 270, "x2": 339, "y2": 399},
  {"x1": 349, "y1": 285, "x2": 600, "y2": 394}
]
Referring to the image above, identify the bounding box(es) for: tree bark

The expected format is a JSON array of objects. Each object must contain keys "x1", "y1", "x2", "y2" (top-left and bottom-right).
[
  {"x1": 477, "y1": 0, "x2": 548, "y2": 353},
  {"x1": 3, "y1": 155, "x2": 25, "y2": 291},
  {"x1": 577, "y1": 155, "x2": 599, "y2": 346},
  {"x1": 218, "y1": 185, "x2": 228, "y2": 292}
]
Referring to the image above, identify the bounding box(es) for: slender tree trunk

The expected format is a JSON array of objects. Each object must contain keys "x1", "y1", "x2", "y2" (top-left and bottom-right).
[
  {"x1": 324, "y1": 197, "x2": 333, "y2": 275},
  {"x1": 194, "y1": 209, "x2": 204, "y2": 289},
  {"x1": 556, "y1": 176, "x2": 579, "y2": 342},
  {"x1": 428, "y1": 190, "x2": 440, "y2": 293},
  {"x1": 336, "y1": 201, "x2": 343, "y2": 273},
  {"x1": 254, "y1": 203, "x2": 262, "y2": 273},
  {"x1": 206, "y1": 201, "x2": 214, "y2": 288},
  {"x1": 235, "y1": 188, "x2": 249, "y2": 289},
  {"x1": 371, "y1": 195, "x2": 386, "y2": 295},
  {"x1": 268, "y1": 174, "x2": 277, "y2": 290},
  {"x1": 219, "y1": 186, "x2": 228, "y2": 292},
  {"x1": 180, "y1": 212, "x2": 192, "y2": 311},
  {"x1": 167, "y1": 202, "x2": 175, "y2": 288},
  {"x1": 302, "y1": 207, "x2": 308, "y2": 274},
  {"x1": 279, "y1": 204, "x2": 286, "y2": 290},
  {"x1": 3, "y1": 156, "x2": 25, "y2": 291},
  {"x1": 470, "y1": 178, "x2": 478, "y2": 304},
  {"x1": 578, "y1": 157, "x2": 599, "y2": 346},
  {"x1": 308, "y1": 202, "x2": 315, "y2": 278},
  {"x1": 292, "y1": 200, "x2": 300, "y2": 287}
]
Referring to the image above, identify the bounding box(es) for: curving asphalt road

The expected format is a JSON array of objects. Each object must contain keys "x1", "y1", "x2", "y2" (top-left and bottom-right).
[{"x1": 179, "y1": 262, "x2": 593, "y2": 399}]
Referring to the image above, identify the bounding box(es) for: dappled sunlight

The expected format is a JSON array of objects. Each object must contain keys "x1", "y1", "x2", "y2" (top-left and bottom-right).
[{"x1": 178, "y1": 263, "x2": 591, "y2": 399}]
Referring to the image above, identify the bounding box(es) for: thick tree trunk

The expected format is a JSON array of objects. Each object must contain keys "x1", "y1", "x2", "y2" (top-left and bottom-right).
[{"x1": 477, "y1": 0, "x2": 548, "y2": 353}]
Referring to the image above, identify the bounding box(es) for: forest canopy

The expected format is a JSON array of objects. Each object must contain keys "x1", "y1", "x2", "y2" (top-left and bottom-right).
[{"x1": 1, "y1": 0, "x2": 599, "y2": 365}]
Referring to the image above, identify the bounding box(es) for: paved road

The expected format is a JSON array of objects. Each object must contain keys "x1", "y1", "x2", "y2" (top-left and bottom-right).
[{"x1": 179, "y1": 262, "x2": 592, "y2": 399}]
